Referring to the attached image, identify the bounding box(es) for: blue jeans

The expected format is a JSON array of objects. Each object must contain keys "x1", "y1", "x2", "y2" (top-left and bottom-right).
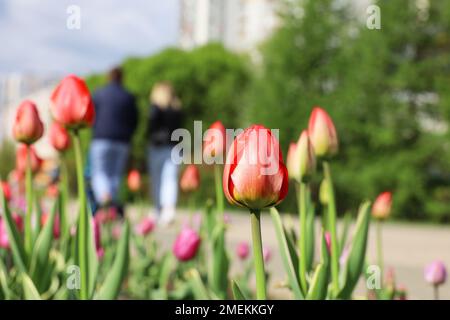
[
  {"x1": 148, "y1": 145, "x2": 179, "y2": 214},
  {"x1": 90, "y1": 139, "x2": 130, "y2": 204}
]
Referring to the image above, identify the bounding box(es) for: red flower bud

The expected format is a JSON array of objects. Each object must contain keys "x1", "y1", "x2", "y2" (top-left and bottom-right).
[
  {"x1": 203, "y1": 121, "x2": 226, "y2": 163},
  {"x1": 308, "y1": 107, "x2": 338, "y2": 157},
  {"x1": 41, "y1": 212, "x2": 61, "y2": 239},
  {"x1": 12, "y1": 100, "x2": 44, "y2": 145},
  {"x1": 1, "y1": 181, "x2": 11, "y2": 202},
  {"x1": 223, "y1": 125, "x2": 288, "y2": 210},
  {"x1": 236, "y1": 242, "x2": 250, "y2": 260},
  {"x1": 16, "y1": 144, "x2": 42, "y2": 174},
  {"x1": 173, "y1": 227, "x2": 201, "y2": 261},
  {"x1": 127, "y1": 169, "x2": 141, "y2": 192},
  {"x1": 49, "y1": 122, "x2": 71, "y2": 152},
  {"x1": 372, "y1": 191, "x2": 392, "y2": 220},
  {"x1": 134, "y1": 216, "x2": 156, "y2": 236},
  {"x1": 180, "y1": 164, "x2": 200, "y2": 193},
  {"x1": 50, "y1": 75, "x2": 95, "y2": 129}
]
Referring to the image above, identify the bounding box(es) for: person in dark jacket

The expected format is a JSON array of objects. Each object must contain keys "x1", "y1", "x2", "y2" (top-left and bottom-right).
[
  {"x1": 147, "y1": 82, "x2": 182, "y2": 225},
  {"x1": 90, "y1": 67, "x2": 137, "y2": 212}
]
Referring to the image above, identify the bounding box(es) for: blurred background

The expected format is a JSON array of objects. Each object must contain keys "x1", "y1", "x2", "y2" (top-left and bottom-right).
[{"x1": 0, "y1": 0, "x2": 450, "y2": 223}]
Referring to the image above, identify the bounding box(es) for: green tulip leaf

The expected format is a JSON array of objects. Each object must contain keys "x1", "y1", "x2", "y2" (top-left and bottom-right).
[
  {"x1": 270, "y1": 207, "x2": 304, "y2": 299},
  {"x1": 95, "y1": 220, "x2": 130, "y2": 300},
  {"x1": 186, "y1": 268, "x2": 210, "y2": 299},
  {"x1": 338, "y1": 201, "x2": 371, "y2": 299},
  {"x1": 232, "y1": 280, "x2": 248, "y2": 300},
  {"x1": 22, "y1": 273, "x2": 42, "y2": 300},
  {"x1": 306, "y1": 231, "x2": 330, "y2": 300}
]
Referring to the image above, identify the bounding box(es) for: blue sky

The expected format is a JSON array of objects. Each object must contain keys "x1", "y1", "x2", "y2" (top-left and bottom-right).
[{"x1": 0, "y1": 0, "x2": 179, "y2": 75}]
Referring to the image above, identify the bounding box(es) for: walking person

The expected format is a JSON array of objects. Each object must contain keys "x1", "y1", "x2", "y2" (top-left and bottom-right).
[
  {"x1": 147, "y1": 82, "x2": 183, "y2": 225},
  {"x1": 90, "y1": 67, "x2": 138, "y2": 216}
]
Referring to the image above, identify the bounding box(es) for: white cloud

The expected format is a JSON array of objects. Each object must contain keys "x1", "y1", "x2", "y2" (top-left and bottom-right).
[{"x1": 0, "y1": 0, "x2": 179, "y2": 75}]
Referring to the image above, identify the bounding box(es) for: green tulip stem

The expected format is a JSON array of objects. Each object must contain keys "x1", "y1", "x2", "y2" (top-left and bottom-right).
[
  {"x1": 250, "y1": 209, "x2": 266, "y2": 300},
  {"x1": 24, "y1": 145, "x2": 33, "y2": 258},
  {"x1": 298, "y1": 181, "x2": 308, "y2": 293},
  {"x1": 73, "y1": 131, "x2": 88, "y2": 300},
  {"x1": 323, "y1": 160, "x2": 340, "y2": 296},
  {"x1": 376, "y1": 219, "x2": 384, "y2": 280},
  {"x1": 214, "y1": 165, "x2": 224, "y2": 215},
  {"x1": 60, "y1": 157, "x2": 70, "y2": 240},
  {"x1": 434, "y1": 285, "x2": 439, "y2": 300}
]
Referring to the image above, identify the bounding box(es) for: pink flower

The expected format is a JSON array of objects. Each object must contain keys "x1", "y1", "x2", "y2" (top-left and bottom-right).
[
  {"x1": 1, "y1": 181, "x2": 12, "y2": 202},
  {"x1": 112, "y1": 225, "x2": 122, "y2": 240},
  {"x1": 324, "y1": 232, "x2": 331, "y2": 252},
  {"x1": 173, "y1": 227, "x2": 201, "y2": 262},
  {"x1": 180, "y1": 164, "x2": 200, "y2": 193},
  {"x1": 424, "y1": 260, "x2": 447, "y2": 286},
  {"x1": 134, "y1": 217, "x2": 156, "y2": 236},
  {"x1": 0, "y1": 218, "x2": 10, "y2": 249},
  {"x1": 236, "y1": 242, "x2": 250, "y2": 260},
  {"x1": 263, "y1": 246, "x2": 272, "y2": 262},
  {"x1": 372, "y1": 191, "x2": 393, "y2": 220},
  {"x1": 12, "y1": 100, "x2": 44, "y2": 145},
  {"x1": 203, "y1": 120, "x2": 227, "y2": 163},
  {"x1": 127, "y1": 170, "x2": 141, "y2": 192}
]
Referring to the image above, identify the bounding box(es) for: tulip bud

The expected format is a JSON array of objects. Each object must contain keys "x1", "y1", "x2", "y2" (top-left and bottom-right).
[
  {"x1": 263, "y1": 246, "x2": 272, "y2": 262},
  {"x1": 286, "y1": 142, "x2": 298, "y2": 180},
  {"x1": 324, "y1": 231, "x2": 331, "y2": 252},
  {"x1": 319, "y1": 178, "x2": 330, "y2": 205},
  {"x1": 49, "y1": 122, "x2": 71, "y2": 152},
  {"x1": 173, "y1": 227, "x2": 201, "y2": 262},
  {"x1": 127, "y1": 169, "x2": 141, "y2": 192},
  {"x1": 180, "y1": 164, "x2": 200, "y2": 193},
  {"x1": 308, "y1": 107, "x2": 338, "y2": 158},
  {"x1": 0, "y1": 218, "x2": 10, "y2": 249},
  {"x1": 223, "y1": 125, "x2": 289, "y2": 210},
  {"x1": 134, "y1": 217, "x2": 156, "y2": 236},
  {"x1": 50, "y1": 75, "x2": 95, "y2": 129},
  {"x1": 236, "y1": 242, "x2": 250, "y2": 260},
  {"x1": 1, "y1": 181, "x2": 11, "y2": 202},
  {"x1": 294, "y1": 130, "x2": 316, "y2": 182},
  {"x1": 12, "y1": 213, "x2": 24, "y2": 232},
  {"x1": 372, "y1": 192, "x2": 392, "y2": 220},
  {"x1": 203, "y1": 121, "x2": 227, "y2": 164},
  {"x1": 424, "y1": 261, "x2": 447, "y2": 286},
  {"x1": 12, "y1": 100, "x2": 44, "y2": 145},
  {"x1": 16, "y1": 144, "x2": 42, "y2": 175}
]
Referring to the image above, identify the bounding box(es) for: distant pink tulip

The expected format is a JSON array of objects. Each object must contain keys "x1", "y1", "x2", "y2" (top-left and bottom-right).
[
  {"x1": 263, "y1": 246, "x2": 272, "y2": 263},
  {"x1": 424, "y1": 261, "x2": 447, "y2": 286},
  {"x1": 236, "y1": 242, "x2": 250, "y2": 260},
  {"x1": 41, "y1": 212, "x2": 60, "y2": 239},
  {"x1": 12, "y1": 213, "x2": 24, "y2": 233},
  {"x1": 324, "y1": 232, "x2": 331, "y2": 252},
  {"x1": 0, "y1": 218, "x2": 10, "y2": 249},
  {"x1": 112, "y1": 225, "x2": 122, "y2": 240},
  {"x1": 1, "y1": 181, "x2": 11, "y2": 202},
  {"x1": 134, "y1": 217, "x2": 156, "y2": 236},
  {"x1": 180, "y1": 164, "x2": 200, "y2": 193},
  {"x1": 372, "y1": 191, "x2": 392, "y2": 220},
  {"x1": 173, "y1": 227, "x2": 201, "y2": 262}
]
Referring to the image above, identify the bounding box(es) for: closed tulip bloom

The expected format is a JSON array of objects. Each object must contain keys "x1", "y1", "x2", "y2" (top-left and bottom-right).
[
  {"x1": 372, "y1": 191, "x2": 392, "y2": 220},
  {"x1": 12, "y1": 100, "x2": 44, "y2": 145},
  {"x1": 424, "y1": 261, "x2": 447, "y2": 286},
  {"x1": 12, "y1": 213, "x2": 24, "y2": 232},
  {"x1": 50, "y1": 75, "x2": 95, "y2": 128},
  {"x1": 49, "y1": 122, "x2": 70, "y2": 152},
  {"x1": 236, "y1": 242, "x2": 250, "y2": 260},
  {"x1": 16, "y1": 144, "x2": 42, "y2": 174},
  {"x1": 180, "y1": 164, "x2": 200, "y2": 193},
  {"x1": 286, "y1": 142, "x2": 298, "y2": 180},
  {"x1": 134, "y1": 217, "x2": 156, "y2": 236},
  {"x1": 308, "y1": 107, "x2": 338, "y2": 157},
  {"x1": 263, "y1": 246, "x2": 272, "y2": 262},
  {"x1": 1, "y1": 181, "x2": 11, "y2": 202},
  {"x1": 294, "y1": 130, "x2": 316, "y2": 182},
  {"x1": 223, "y1": 125, "x2": 289, "y2": 210},
  {"x1": 0, "y1": 218, "x2": 9, "y2": 249},
  {"x1": 127, "y1": 169, "x2": 141, "y2": 192},
  {"x1": 173, "y1": 227, "x2": 201, "y2": 261},
  {"x1": 203, "y1": 121, "x2": 226, "y2": 163}
]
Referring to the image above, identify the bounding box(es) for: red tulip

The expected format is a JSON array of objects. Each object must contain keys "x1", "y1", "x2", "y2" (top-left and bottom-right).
[
  {"x1": 236, "y1": 242, "x2": 250, "y2": 260},
  {"x1": 46, "y1": 184, "x2": 59, "y2": 198},
  {"x1": 50, "y1": 75, "x2": 95, "y2": 129},
  {"x1": 41, "y1": 212, "x2": 61, "y2": 239},
  {"x1": 93, "y1": 219, "x2": 102, "y2": 251},
  {"x1": 173, "y1": 227, "x2": 201, "y2": 261},
  {"x1": 1, "y1": 181, "x2": 11, "y2": 202},
  {"x1": 127, "y1": 170, "x2": 141, "y2": 192},
  {"x1": 308, "y1": 107, "x2": 338, "y2": 157},
  {"x1": 203, "y1": 121, "x2": 226, "y2": 163},
  {"x1": 223, "y1": 125, "x2": 288, "y2": 210},
  {"x1": 12, "y1": 213, "x2": 24, "y2": 232},
  {"x1": 180, "y1": 164, "x2": 200, "y2": 193},
  {"x1": 49, "y1": 122, "x2": 71, "y2": 152},
  {"x1": 16, "y1": 144, "x2": 42, "y2": 174},
  {"x1": 12, "y1": 100, "x2": 44, "y2": 145},
  {"x1": 372, "y1": 191, "x2": 392, "y2": 220},
  {"x1": 134, "y1": 216, "x2": 156, "y2": 236}
]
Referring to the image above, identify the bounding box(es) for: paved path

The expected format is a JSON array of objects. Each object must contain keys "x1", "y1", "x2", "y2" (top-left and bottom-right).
[{"x1": 145, "y1": 209, "x2": 450, "y2": 300}]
